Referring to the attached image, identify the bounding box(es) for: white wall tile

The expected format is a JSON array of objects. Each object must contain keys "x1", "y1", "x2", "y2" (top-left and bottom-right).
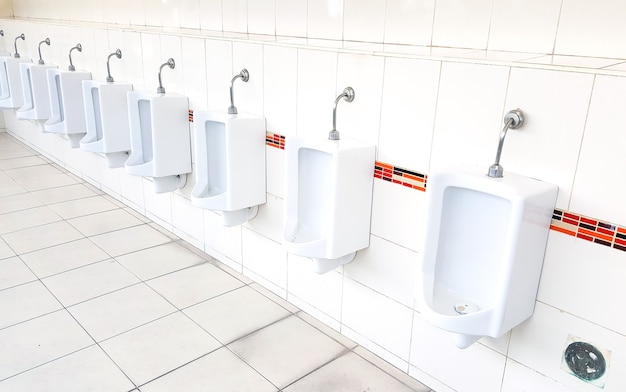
[
  {"x1": 429, "y1": 62, "x2": 509, "y2": 172},
  {"x1": 119, "y1": 172, "x2": 145, "y2": 211},
  {"x1": 571, "y1": 75, "x2": 626, "y2": 224},
  {"x1": 501, "y1": 359, "x2": 577, "y2": 392},
  {"x1": 159, "y1": 34, "x2": 184, "y2": 94},
  {"x1": 344, "y1": 235, "x2": 418, "y2": 307},
  {"x1": 222, "y1": 0, "x2": 247, "y2": 33},
  {"x1": 342, "y1": 278, "x2": 413, "y2": 361},
  {"x1": 118, "y1": 31, "x2": 143, "y2": 87},
  {"x1": 378, "y1": 57, "x2": 440, "y2": 172},
  {"x1": 172, "y1": 193, "x2": 204, "y2": 243},
  {"x1": 263, "y1": 45, "x2": 297, "y2": 136},
  {"x1": 538, "y1": 232, "x2": 626, "y2": 336},
  {"x1": 296, "y1": 49, "x2": 337, "y2": 139},
  {"x1": 204, "y1": 39, "x2": 233, "y2": 111},
  {"x1": 178, "y1": 0, "x2": 201, "y2": 30},
  {"x1": 265, "y1": 146, "x2": 285, "y2": 198},
  {"x1": 138, "y1": 33, "x2": 161, "y2": 92},
  {"x1": 232, "y1": 42, "x2": 264, "y2": 116},
  {"x1": 181, "y1": 37, "x2": 208, "y2": 110},
  {"x1": 503, "y1": 67, "x2": 594, "y2": 208},
  {"x1": 432, "y1": 0, "x2": 494, "y2": 49},
  {"x1": 128, "y1": 0, "x2": 146, "y2": 26},
  {"x1": 275, "y1": 0, "x2": 307, "y2": 37},
  {"x1": 245, "y1": 193, "x2": 283, "y2": 244},
  {"x1": 143, "y1": 0, "x2": 163, "y2": 27},
  {"x1": 384, "y1": 0, "x2": 435, "y2": 46},
  {"x1": 555, "y1": 0, "x2": 626, "y2": 58},
  {"x1": 199, "y1": 0, "x2": 223, "y2": 31},
  {"x1": 410, "y1": 312, "x2": 507, "y2": 392},
  {"x1": 343, "y1": 0, "x2": 386, "y2": 43},
  {"x1": 335, "y1": 53, "x2": 384, "y2": 146},
  {"x1": 242, "y1": 228, "x2": 287, "y2": 290},
  {"x1": 203, "y1": 210, "x2": 242, "y2": 265},
  {"x1": 143, "y1": 183, "x2": 173, "y2": 226},
  {"x1": 488, "y1": 0, "x2": 561, "y2": 54},
  {"x1": 307, "y1": 0, "x2": 344, "y2": 40},
  {"x1": 248, "y1": 0, "x2": 275, "y2": 35},
  {"x1": 509, "y1": 302, "x2": 626, "y2": 392}
]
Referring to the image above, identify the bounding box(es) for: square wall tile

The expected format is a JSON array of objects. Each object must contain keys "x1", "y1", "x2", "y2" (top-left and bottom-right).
[
  {"x1": 181, "y1": 37, "x2": 208, "y2": 110},
  {"x1": 159, "y1": 34, "x2": 184, "y2": 93},
  {"x1": 555, "y1": 0, "x2": 626, "y2": 58},
  {"x1": 571, "y1": 75, "x2": 626, "y2": 224},
  {"x1": 307, "y1": 0, "x2": 344, "y2": 40},
  {"x1": 501, "y1": 359, "x2": 577, "y2": 392},
  {"x1": 248, "y1": 0, "x2": 275, "y2": 35},
  {"x1": 378, "y1": 57, "x2": 440, "y2": 172},
  {"x1": 199, "y1": 0, "x2": 223, "y2": 31},
  {"x1": 410, "y1": 312, "x2": 506, "y2": 392},
  {"x1": 172, "y1": 193, "x2": 204, "y2": 243},
  {"x1": 178, "y1": 0, "x2": 201, "y2": 29},
  {"x1": 222, "y1": 0, "x2": 247, "y2": 33},
  {"x1": 432, "y1": 0, "x2": 493, "y2": 49},
  {"x1": 508, "y1": 302, "x2": 626, "y2": 392},
  {"x1": 264, "y1": 45, "x2": 297, "y2": 136},
  {"x1": 266, "y1": 147, "x2": 285, "y2": 198},
  {"x1": 429, "y1": 62, "x2": 509, "y2": 171},
  {"x1": 488, "y1": 0, "x2": 561, "y2": 53},
  {"x1": 143, "y1": 183, "x2": 173, "y2": 226},
  {"x1": 335, "y1": 53, "x2": 384, "y2": 145},
  {"x1": 276, "y1": 0, "x2": 307, "y2": 37},
  {"x1": 205, "y1": 39, "x2": 233, "y2": 111},
  {"x1": 342, "y1": 278, "x2": 414, "y2": 362},
  {"x1": 203, "y1": 210, "x2": 242, "y2": 265},
  {"x1": 296, "y1": 49, "x2": 338, "y2": 139},
  {"x1": 503, "y1": 67, "x2": 594, "y2": 208},
  {"x1": 384, "y1": 0, "x2": 435, "y2": 46},
  {"x1": 245, "y1": 193, "x2": 284, "y2": 244},
  {"x1": 242, "y1": 228, "x2": 287, "y2": 291},
  {"x1": 232, "y1": 42, "x2": 264, "y2": 116},
  {"x1": 343, "y1": 0, "x2": 386, "y2": 43}
]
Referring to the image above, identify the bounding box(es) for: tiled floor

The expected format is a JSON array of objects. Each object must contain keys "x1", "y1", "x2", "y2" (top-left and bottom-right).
[{"x1": 0, "y1": 132, "x2": 432, "y2": 391}]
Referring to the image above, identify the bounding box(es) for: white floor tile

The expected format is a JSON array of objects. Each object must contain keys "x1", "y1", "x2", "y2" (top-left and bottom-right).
[
  {"x1": 0, "y1": 281, "x2": 62, "y2": 329},
  {"x1": 68, "y1": 283, "x2": 177, "y2": 342},
  {"x1": 100, "y1": 312, "x2": 221, "y2": 386},
  {"x1": 20, "y1": 238, "x2": 110, "y2": 278},
  {"x1": 185, "y1": 285, "x2": 292, "y2": 344},
  {"x1": 2, "y1": 221, "x2": 84, "y2": 254},
  {"x1": 115, "y1": 242, "x2": 207, "y2": 280},
  {"x1": 0, "y1": 345, "x2": 136, "y2": 392},
  {"x1": 89, "y1": 225, "x2": 172, "y2": 257},
  {"x1": 0, "y1": 181, "x2": 27, "y2": 197},
  {"x1": 67, "y1": 208, "x2": 144, "y2": 237},
  {"x1": 147, "y1": 263, "x2": 245, "y2": 309},
  {"x1": 0, "y1": 238, "x2": 15, "y2": 260},
  {"x1": 15, "y1": 172, "x2": 80, "y2": 192},
  {"x1": 4, "y1": 165, "x2": 64, "y2": 182},
  {"x1": 47, "y1": 195, "x2": 120, "y2": 220},
  {"x1": 0, "y1": 193, "x2": 43, "y2": 214},
  {"x1": 228, "y1": 316, "x2": 347, "y2": 388},
  {"x1": 0, "y1": 206, "x2": 62, "y2": 235},
  {"x1": 141, "y1": 347, "x2": 277, "y2": 392},
  {"x1": 31, "y1": 183, "x2": 99, "y2": 205},
  {"x1": 42, "y1": 259, "x2": 140, "y2": 306},
  {"x1": 0, "y1": 155, "x2": 47, "y2": 170},
  {"x1": 0, "y1": 310, "x2": 94, "y2": 380},
  {"x1": 0, "y1": 257, "x2": 37, "y2": 290}
]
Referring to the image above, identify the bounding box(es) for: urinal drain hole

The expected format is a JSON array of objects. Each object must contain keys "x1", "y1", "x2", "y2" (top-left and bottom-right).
[{"x1": 454, "y1": 302, "x2": 479, "y2": 315}]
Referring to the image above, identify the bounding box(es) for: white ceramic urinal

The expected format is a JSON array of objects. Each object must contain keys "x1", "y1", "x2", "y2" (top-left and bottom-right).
[
  {"x1": 418, "y1": 165, "x2": 558, "y2": 348},
  {"x1": 16, "y1": 62, "x2": 58, "y2": 120},
  {"x1": 80, "y1": 80, "x2": 133, "y2": 167},
  {"x1": 43, "y1": 68, "x2": 92, "y2": 147},
  {"x1": 191, "y1": 110, "x2": 266, "y2": 226},
  {"x1": 0, "y1": 56, "x2": 32, "y2": 109},
  {"x1": 283, "y1": 136, "x2": 375, "y2": 273},
  {"x1": 124, "y1": 91, "x2": 191, "y2": 193}
]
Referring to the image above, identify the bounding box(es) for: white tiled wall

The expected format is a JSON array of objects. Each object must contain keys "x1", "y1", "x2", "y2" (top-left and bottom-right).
[{"x1": 3, "y1": 1, "x2": 626, "y2": 392}]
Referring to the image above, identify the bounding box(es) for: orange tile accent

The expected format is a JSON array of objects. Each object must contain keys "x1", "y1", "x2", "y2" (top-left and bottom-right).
[
  {"x1": 404, "y1": 173, "x2": 425, "y2": 183},
  {"x1": 375, "y1": 162, "x2": 394, "y2": 170},
  {"x1": 578, "y1": 228, "x2": 614, "y2": 243},
  {"x1": 618, "y1": 227, "x2": 626, "y2": 235},
  {"x1": 550, "y1": 224, "x2": 576, "y2": 236}
]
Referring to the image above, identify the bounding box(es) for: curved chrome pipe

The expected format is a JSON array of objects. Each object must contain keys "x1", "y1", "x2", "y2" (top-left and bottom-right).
[
  {"x1": 329, "y1": 87, "x2": 355, "y2": 141},
  {"x1": 487, "y1": 109, "x2": 524, "y2": 178},
  {"x1": 157, "y1": 58, "x2": 175, "y2": 94},
  {"x1": 13, "y1": 33, "x2": 25, "y2": 58},
  {"x1": 106, "y1": 49, "x2": 122, "y2": 83},
  {"x1": 68, "y1": 43, "x2": 82, "y2": 71},
  {"x1": 37, "y1": 38, "x2": 50, "y2": 65},
  {"x1": 228, "y1": 68, "x2": 249, "y2": 114}
]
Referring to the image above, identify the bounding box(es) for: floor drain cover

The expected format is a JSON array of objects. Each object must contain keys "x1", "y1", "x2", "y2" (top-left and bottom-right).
[{"x1": 564, "y1": 341, "x2": 606, "y2": 381}]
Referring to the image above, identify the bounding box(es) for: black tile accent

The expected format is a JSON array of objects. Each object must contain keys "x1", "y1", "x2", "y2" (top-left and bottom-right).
[
  {"x1": 598, "y1": 221, "x2": 616, "y2": 230},
  {"x1": 579, "y1": 223, "x2": 596, "y2": 231},
  {"x1": 553, "y1": 209, "x2": 563, "y2": 216},
  {"x1": 552, "y1": 214, "x2": 562, "y2": 221},
  {"x1": 616, "y1": 232, "x2": 626, "y2": 240},
  {"x1": 594, "y1": 238, "x2": 611, "y2": 247},
  {"x1": 614, "y1": 243, "x2": 626, "y2": 252},
  {"x1": 393, "y1": 167, "x2": 425, "y2": 178}
]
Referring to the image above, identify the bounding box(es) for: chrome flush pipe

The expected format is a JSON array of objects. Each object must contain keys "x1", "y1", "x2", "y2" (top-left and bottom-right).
[
  {"x1": 329, "y1": 87, "x2": 355, "y2": 141},
  {"x1": 37, "y1": 38, "x2": 50, "y2": 65},
  {"x1": 487, "y1": 109, "x2": 525, "y2": 178},
  {"x1": 157, "y1": 58, "x2": 175, "y2": 94},
  {"x1": 106, "y1": 49, "x2": 122, "y2": 83},
  {"x1": 228, "y1": 68, "x2": 249, "y2": 114},
  {"x1": 68, "y1": 43, "x2": 82, "y2": 71},
  {"x1": 13, "y1": 33, "x2": 25, "y2": 58}
]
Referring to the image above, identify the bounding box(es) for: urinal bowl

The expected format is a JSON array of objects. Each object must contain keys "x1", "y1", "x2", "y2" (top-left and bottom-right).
[
  {"x1": 283, "y1": 136, "x2": 375, "y2": 274},
  {"x1": 43, "y1": 68, "x2": 92, "y2": 148},
  {"x1": 191, "y1": 110, "x2": 267, "y2": 227},
  {"x1": 419, "y1": 165, "x2": 558, "y2": 348},
  {"x1": 16, "y1": 63, "x2": 58, "y2": 121},
  {"x1": 80, "y1": 80, "x2": 134, "y2": 168},
  {"x1": 0, "y1": 56, "x2": 32, "y2": 109},
  {"x1": 124, "y1": 91, "x2": 191, "y2": 194}
]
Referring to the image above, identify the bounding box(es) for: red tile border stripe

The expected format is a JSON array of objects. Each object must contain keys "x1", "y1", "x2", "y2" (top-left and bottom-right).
[{"x1": 266, "y1": 132, "x2": 285, "y2": 150}]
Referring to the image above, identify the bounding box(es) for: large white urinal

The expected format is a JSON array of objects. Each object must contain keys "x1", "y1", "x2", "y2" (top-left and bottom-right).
[
  {"x1": 16, "y1": 62, "x2": 58, "y2": 120},
  {"x1": 0, "y1": 55, "x2": 32, "y2": 109},
  {"x1": 191, "y1": 110, "x2": 266, "y2": 226}
]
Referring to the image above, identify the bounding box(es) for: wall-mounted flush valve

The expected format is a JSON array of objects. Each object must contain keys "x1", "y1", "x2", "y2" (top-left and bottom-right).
[
  {"x1": 328, "y1": 87, "x2": 355, "y2": 141},
  {"x1": 106, "y1": 49, "x2": 122, "y2": 83},
  {"x1": 156, "y1": 58, "x2": 175, "y2": 94},
  {"x1": 228, "y1": 68, "x2": 249, "y2": 115},
  {"x1": 487, "y1": 108, "x2": 524, "y2": 178},
  {"x1": 68, "y1": 43, "x2": 82, "y2": 71},
  {"x1": 37, "y1": 38, "x2": 50, "y2": 65},
  {"x1": 13, "y1": 33, "x2": 25, "y2": 58}
]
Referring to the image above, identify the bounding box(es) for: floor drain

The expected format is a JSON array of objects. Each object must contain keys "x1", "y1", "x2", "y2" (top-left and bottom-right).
[{"x1": 564, "y1": 341, "x2": 606, "y2": 382}]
